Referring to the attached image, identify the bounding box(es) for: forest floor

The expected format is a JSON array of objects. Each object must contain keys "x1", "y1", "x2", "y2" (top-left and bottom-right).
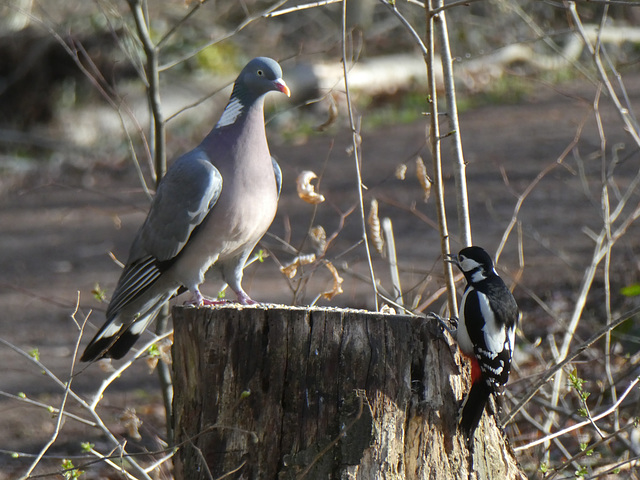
[{"x1": 2, "y1": 73, "x2": 640, "y2": 478}]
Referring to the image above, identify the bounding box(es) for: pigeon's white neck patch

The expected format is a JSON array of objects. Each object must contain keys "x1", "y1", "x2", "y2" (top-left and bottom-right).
[{"x1": 216, "y1": 97, "x2": 243, "y2": 128}]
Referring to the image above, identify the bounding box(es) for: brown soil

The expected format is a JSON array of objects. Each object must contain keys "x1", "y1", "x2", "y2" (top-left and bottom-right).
[{"x1": 2, "y1": 76, "x2": 640, "y2": 478}]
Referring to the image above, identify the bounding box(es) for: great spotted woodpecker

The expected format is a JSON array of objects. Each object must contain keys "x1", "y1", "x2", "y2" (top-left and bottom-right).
[{"x1": 446, "y1": 246, "x2": 518, "y2": 441}]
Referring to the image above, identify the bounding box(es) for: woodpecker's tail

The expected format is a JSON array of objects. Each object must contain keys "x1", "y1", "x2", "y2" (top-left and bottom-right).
[{"x1": 460, "y1": 380, "x2": 492, "y2": 442}]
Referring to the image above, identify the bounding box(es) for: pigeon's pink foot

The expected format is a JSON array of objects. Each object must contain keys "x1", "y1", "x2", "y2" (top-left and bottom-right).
[
  {"x1": 236, "y1": 291, "x2": 259, "y2": 305},
  {"x1": 201, "y1": 297, "x2": 230, "y2": 306},
  {"x1": 184, "y1": 290, "x2": 229, "y2": 306}
]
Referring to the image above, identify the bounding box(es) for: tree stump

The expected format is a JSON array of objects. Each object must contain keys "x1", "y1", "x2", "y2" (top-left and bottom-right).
[{"x1": 172, "y1": 305, "x2": 525, "y2": 479}]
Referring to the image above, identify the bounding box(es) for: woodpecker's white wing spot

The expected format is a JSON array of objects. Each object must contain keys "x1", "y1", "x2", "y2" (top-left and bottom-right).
[
  {"x1": 507, "y1": 324, "x2": 516, "y2": 353},
  {"x1": 477, "y1": 346, "x2": 498, "y2": 360},
  {"x1": 480, "y1": 359, "x2": 504, "y2": 377}
]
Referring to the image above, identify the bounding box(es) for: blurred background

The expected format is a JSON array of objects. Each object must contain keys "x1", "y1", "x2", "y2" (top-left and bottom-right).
[{"x1": 2, "y1": 0, "x2": 640, "y2": 478}]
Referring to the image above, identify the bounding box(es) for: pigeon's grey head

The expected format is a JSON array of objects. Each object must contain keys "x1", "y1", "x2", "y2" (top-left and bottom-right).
[
  {"x1": 216, "y1": 57, "x2": 290, "y2": 129},
  {"x1": 237, "y1": 57, "x2": 290, "y2": 99}
]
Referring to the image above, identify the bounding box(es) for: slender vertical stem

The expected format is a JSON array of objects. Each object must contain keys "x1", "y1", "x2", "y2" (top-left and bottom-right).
[
  {"x1": 128, "y1": 0, "x2": 166, "y2": 183},
  {"x1": 595, "y1": 8, "x2": 619, "y2": 432},
  {"x1": 127, "y1": 0, "x2": 173, "y2": 445},
  {"x1": 382, "y1": 217, "x2": 403, "y2": 306},
  {"x1": 342, "y1": 0, "x2": 379, "y2": 310},
  {"x1": 433, "y1": 0, "x2": 471, "y2": 248},
  {"x1": 426, "y1": 0, "x2": 457, "y2": 317},
  {"x1": 156, "y1": 304, "x2": 174, "y2": 443}
]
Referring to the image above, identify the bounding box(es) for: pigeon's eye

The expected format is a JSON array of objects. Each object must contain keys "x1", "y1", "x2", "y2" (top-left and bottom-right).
[{"x1": 257, "y1": 70, "x2": 264, "y2": 76}]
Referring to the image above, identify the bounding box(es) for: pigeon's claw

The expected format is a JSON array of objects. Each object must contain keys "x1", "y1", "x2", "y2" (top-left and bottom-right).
[{"x1": 235, "y1": 290, "x2": 258, "y2": 306}]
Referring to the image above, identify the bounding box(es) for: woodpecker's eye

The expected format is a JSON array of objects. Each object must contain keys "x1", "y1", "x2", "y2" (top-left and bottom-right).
[{"x1": 257, "y1": 70, "x2": 264, "y2": 76}]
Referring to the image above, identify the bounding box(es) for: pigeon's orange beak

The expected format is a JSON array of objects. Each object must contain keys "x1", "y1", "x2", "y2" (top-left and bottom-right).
[{"x1": 274, "y1": 78, "x2": 291, "y2": 97}]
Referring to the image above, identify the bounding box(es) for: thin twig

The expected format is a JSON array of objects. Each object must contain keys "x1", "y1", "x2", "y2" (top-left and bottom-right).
[
  {"x1": 382, "y1": 217, "x2": 404, "y2": 306},
  {"x1": 127, "y1": 0, "x2": 165, "y2": 183},
  {"x1": 425, "y1": 0, "x2": 458, "y2": 317},
  {"x1": 159, "y1": 0, "x2": 289, "y2": 72},
  {"x1": 156, "y1": 0, "x2": 210, "y2": 49},
  {"x1": 341, "y1": 2, "x2": 379, "y2": 310},
  {"x1": 18, "y1": 298, "x2": 85, "y2": 479},
  {"x1": 88, "y1": 447, "x2": 139, "y2": 480},
  {"x1": 503, "y1": 305, "x2": 640, "y2": 425},
  {"x1": 433, "y1": 0, "x2": 471, "y2": 247},
  {"x1": 543, "y1": 2, "x2": 640, "y2": 441},
  {"x1": 513, "y1": 377, "x2": 639, "y2": 451},
  {"x1": 89, "y1": 329, "x2": 174, "y2": 410},
  {"x1": 265, "y1": 0, "x2": 342, "y2": 17},
  {"x1": 0, "y1": 391, "x2": 95, "y2": 427},
  {"x1": 12, "y1": 6, "x2": 153, "y2": 200}
]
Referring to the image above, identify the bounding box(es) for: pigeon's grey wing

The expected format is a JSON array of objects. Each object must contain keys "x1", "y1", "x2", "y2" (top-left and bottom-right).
[
  {"x1": 272, "y1": 156, "x2": 282, "y2": 199},
  {"x1": 140, "y1": 149, "x2": 223, "y2": 261},
  {"x1": 106, "y1": 149, "x2": 222, "y2": 317}
]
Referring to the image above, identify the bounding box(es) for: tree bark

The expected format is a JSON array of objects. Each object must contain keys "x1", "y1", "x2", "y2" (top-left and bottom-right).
[{"x1": 172, "y1": 305, "x2": 525, "y2": 480}]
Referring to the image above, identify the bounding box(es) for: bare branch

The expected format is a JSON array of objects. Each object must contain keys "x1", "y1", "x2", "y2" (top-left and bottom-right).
[
  {"x1": 341, "y1": 3, "x2": 380, "y2": 310},
  {"x1": 513, "y1": 377, "x2": 640, "y2": 451},
  {"x1": 425, "y1": 0, "x2": 458, "y2": 317}
]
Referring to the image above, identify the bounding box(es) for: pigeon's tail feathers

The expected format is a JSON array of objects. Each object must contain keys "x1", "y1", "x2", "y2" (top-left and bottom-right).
[
  {"x1": 80, "y1": 292, "x2": 173, "y2": 362},
  {"x1": 80, "y1": 315, "x2": 127, "y2": 362},
  {"x1": 459, "y1": 380, "x2": 492, "y2": 442},
  {"x1": 100, "y1": 311, "x2": 159, "y2": 360}
]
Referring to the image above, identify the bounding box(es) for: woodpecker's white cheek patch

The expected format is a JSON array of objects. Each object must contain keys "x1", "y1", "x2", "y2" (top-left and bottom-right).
[
  {"x1": 459, "y1": 257, "x2": 481, "y2": 273},
  {"x1": 471, "y1": 270, "x2": 487, "y2": 283},
  {"x1": 216, "y1": 97, "x2": 243, "y2": 127},
  {"x1": 477, "y1": 291, "x2": 507, "y2": 353}
]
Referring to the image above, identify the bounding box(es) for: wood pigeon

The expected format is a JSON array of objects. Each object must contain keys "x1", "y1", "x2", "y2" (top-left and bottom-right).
[{"x1": 81, "y1": 57, "x2": 290, "y2": 361}]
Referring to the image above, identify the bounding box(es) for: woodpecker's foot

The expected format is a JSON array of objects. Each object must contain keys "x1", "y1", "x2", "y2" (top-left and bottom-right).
[{"x1": 427, "y1": 312, "x2": 458, "y2": 336}]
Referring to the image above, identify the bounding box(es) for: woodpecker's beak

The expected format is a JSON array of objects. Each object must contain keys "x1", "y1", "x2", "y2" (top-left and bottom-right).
[
  {"x1": 273, "y1": 78, "x2": 291, "y2": 97},
  {"x1": 444, "y1": 253, "x2": 460, "y2": 267}
]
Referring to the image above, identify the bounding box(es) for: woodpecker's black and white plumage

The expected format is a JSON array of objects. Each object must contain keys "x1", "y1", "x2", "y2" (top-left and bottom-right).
[{"x1": 448, "y1": 246, "x2": 518, "y2": 442}]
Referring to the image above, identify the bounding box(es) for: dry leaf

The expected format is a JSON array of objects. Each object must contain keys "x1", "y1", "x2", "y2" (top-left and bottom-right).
[
  {"x1": 309, "y1": 225, "x2": 327, "y2": 254},
  {"x1": 146, "y1": 356, "x2": 159, "y2": 374},
  {"x1": 395, "y1": 163, "x2": 407, "y2": 180},
  {"x1": 316, "y1": 94, "x2": 339, "y2": 131},
  {"x1": 158, "y1": 337, "x2": 173, "y2": 365},
  {"x1": 322, "y1": 262, "x2": 344, "y2": 300},
  {"x1": 145, "y1": 337, "x2": 173, "y2": 373},
  {"x1": 367, "y1": 199, "x2": 385, "y2": 255},
  {"x1": 380, "y1": 304, "x2": 396, "y2": 314},
  {"x1": 297, "y1": 171, "x2": 325, "y2": 205},
  {"x1": 120, "y1": 407, "x2": 142, "y2": 441},
  {"x1": 97, "y1": 358, "x2": 116, "y2": 373},
  {"x1": 345, "y1": 133, "x2": 362, "y2": 156},
  {"x1": 415, "y1": 156, "x2": 432, "y2": 202},
  {"x1": 280, "y1": 253, "x2": 317, "y2": 279}
]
